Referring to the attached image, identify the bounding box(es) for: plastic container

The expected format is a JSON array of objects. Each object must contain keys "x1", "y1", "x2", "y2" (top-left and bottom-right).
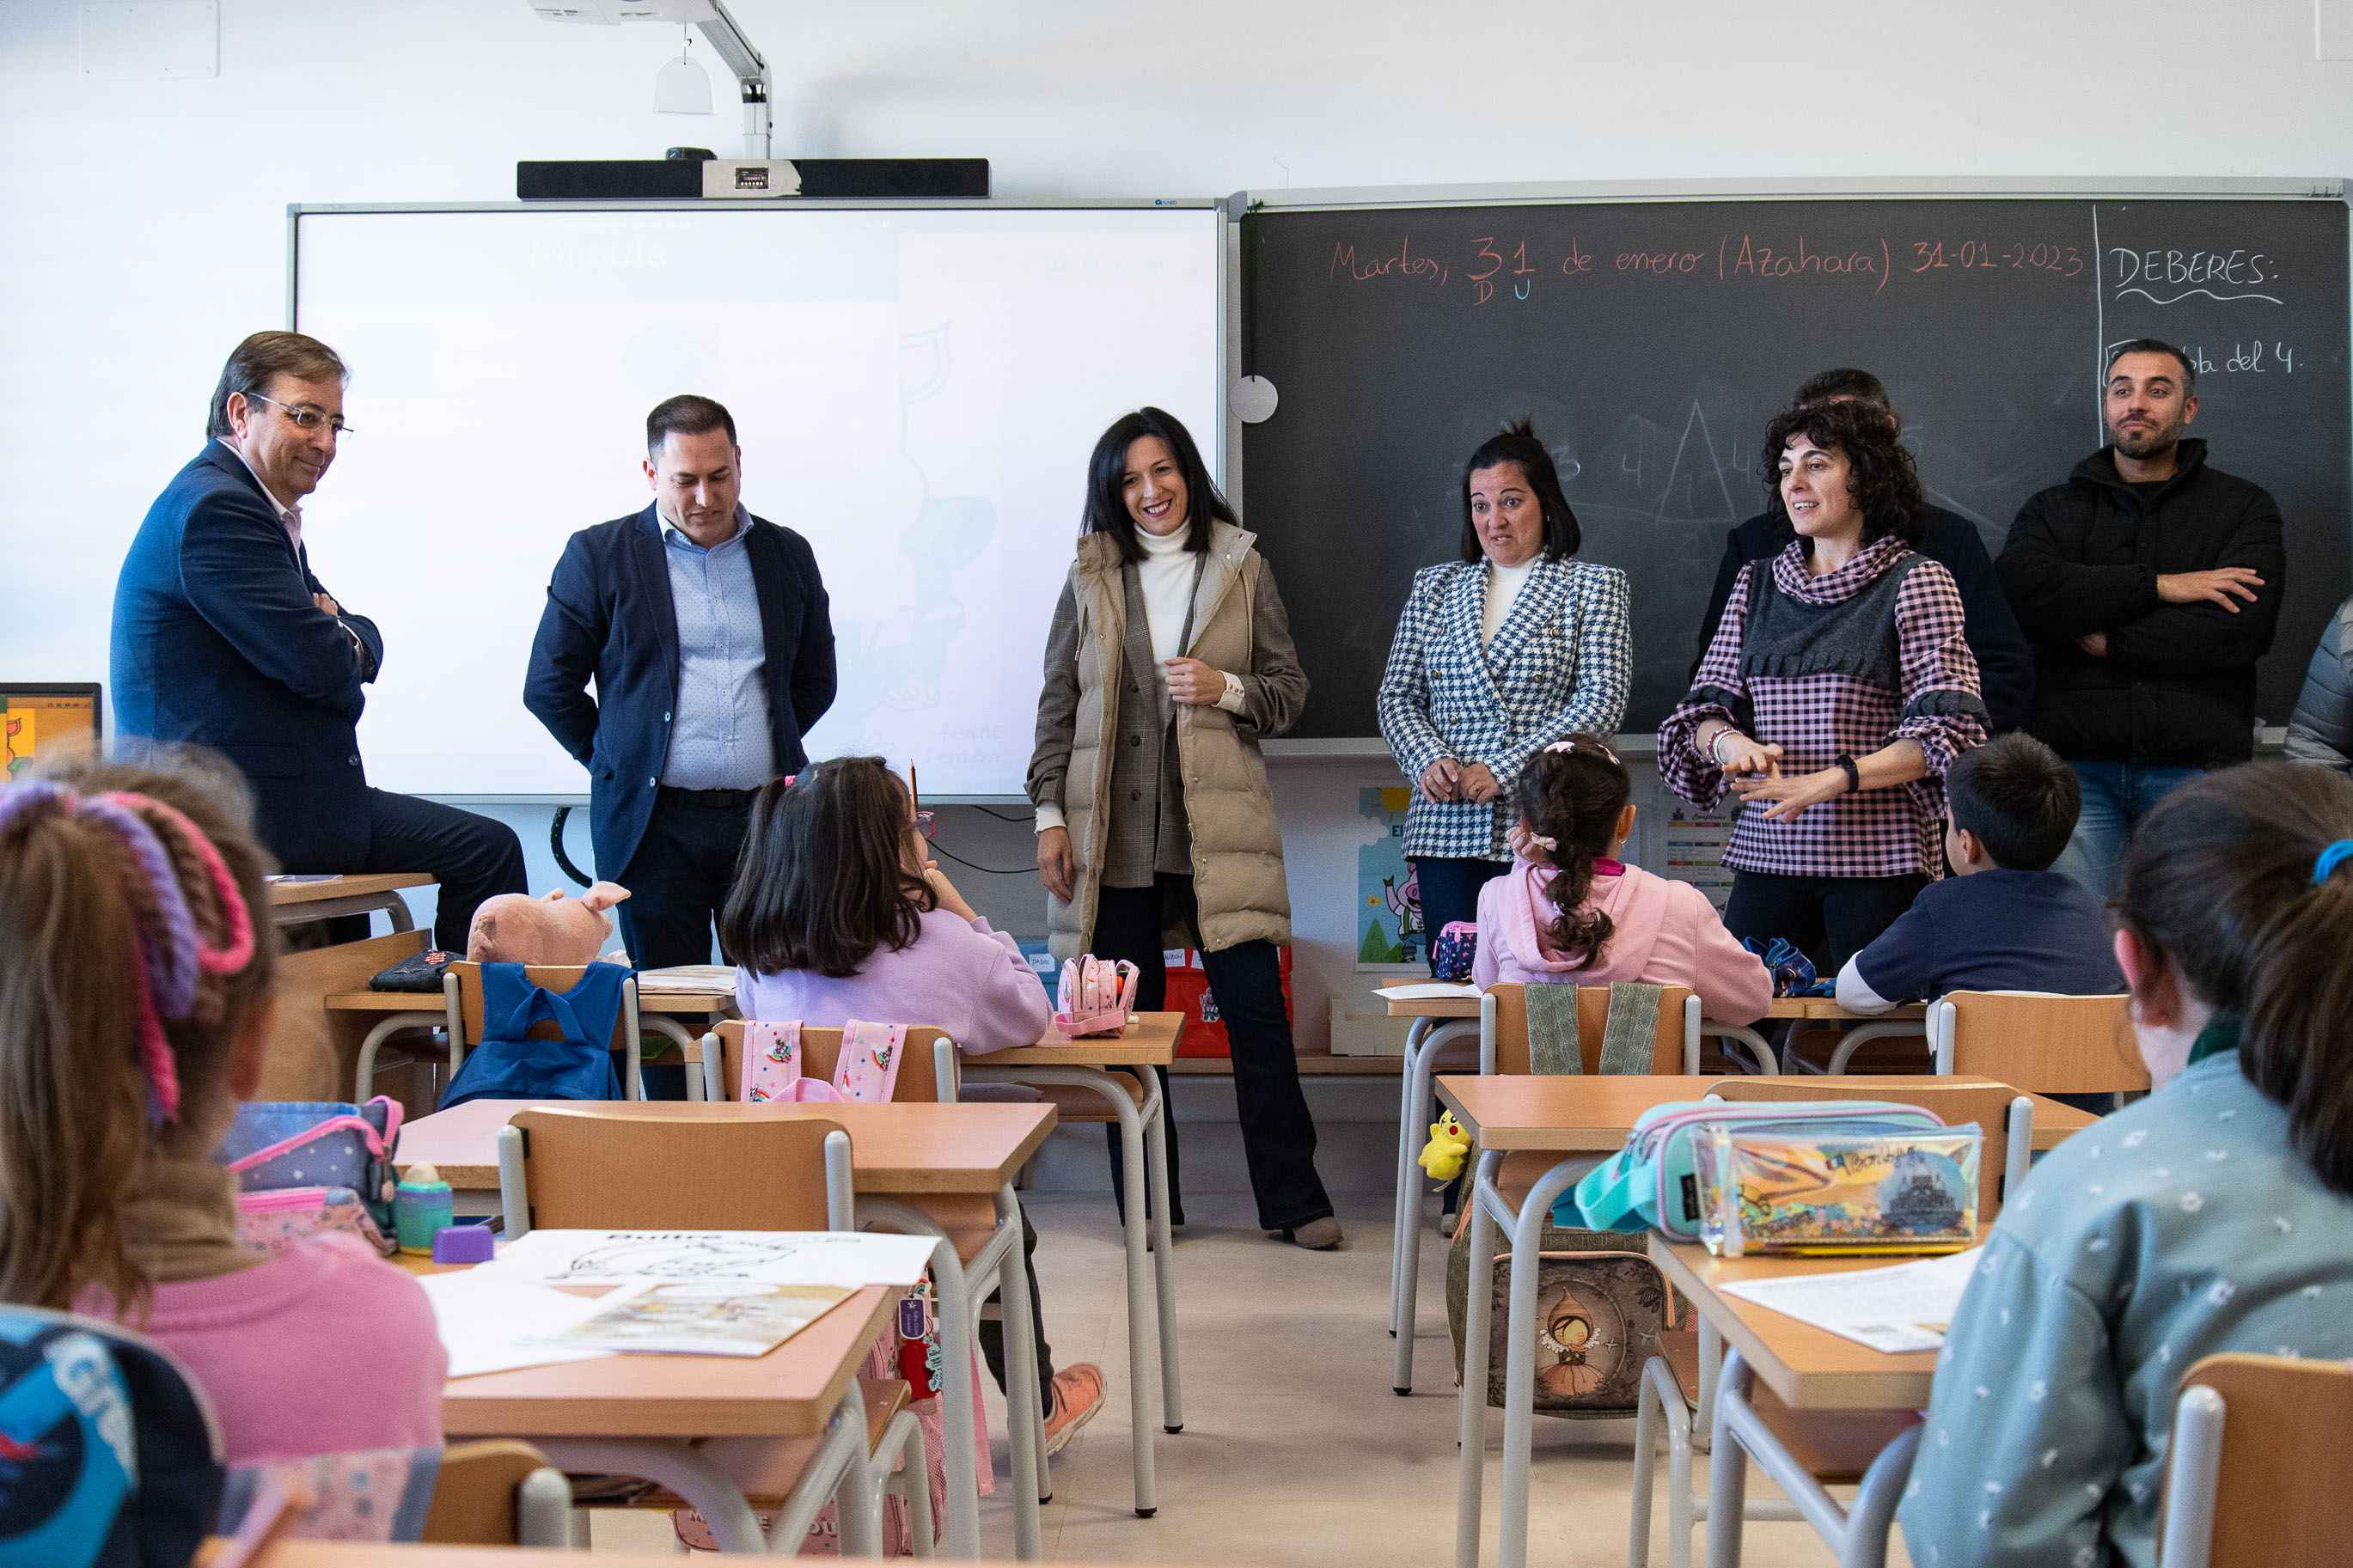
[{"x1": 394, "y1": 1162, "x2": 455, "y2": 1255}]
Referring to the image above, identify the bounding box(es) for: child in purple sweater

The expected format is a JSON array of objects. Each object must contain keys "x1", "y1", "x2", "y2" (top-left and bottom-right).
[
  {"x1": 719, "y1": 757, "x2": 1103, "y2": 1457},
  {"x1": 0, "y1": 764, "x2": 443, "y2": 1469}
]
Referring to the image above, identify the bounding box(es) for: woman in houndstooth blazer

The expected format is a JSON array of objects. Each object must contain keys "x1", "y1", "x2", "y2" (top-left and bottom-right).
[{"x1": 1377, "y1": 420, "x2": 1632, "y2": 972}]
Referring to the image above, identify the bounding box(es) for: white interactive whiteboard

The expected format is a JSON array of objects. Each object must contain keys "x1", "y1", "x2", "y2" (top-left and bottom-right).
[{"x1": 290, "y1": 203, "x2": 1224, "y2": 799}]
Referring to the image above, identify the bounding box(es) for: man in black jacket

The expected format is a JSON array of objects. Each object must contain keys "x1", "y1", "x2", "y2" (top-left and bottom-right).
[
  {"x1": 1995, "y1": 339, "x2": 2283, "y2": 896},
  {"x1": 1692, "y1": 368, "x2": 2036, "y2": 735},
  {"x1": 523, "y1": 395, "x2": 836, "y2": 968}
]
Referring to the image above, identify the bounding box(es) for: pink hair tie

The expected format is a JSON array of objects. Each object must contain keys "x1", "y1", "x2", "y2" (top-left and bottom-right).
[
  {"x1": 100, "y1": 793, "x2": 254, "y2": 975},
  {"x1": 1527, "y1": 834, "x2": 1559, "y2": 853}
]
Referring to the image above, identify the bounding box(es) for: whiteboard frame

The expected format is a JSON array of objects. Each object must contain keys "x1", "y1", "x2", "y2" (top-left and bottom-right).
[
  {"x1": 1228, "y1": 176, "x2": 2353, "y2": 757},
  {"x1": 283, "y1": 198, "x2": 1230, "y2": 806}
]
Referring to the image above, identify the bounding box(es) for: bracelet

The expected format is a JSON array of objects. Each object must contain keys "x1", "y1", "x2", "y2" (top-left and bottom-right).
[
  {"x1": 1708, "y1": 728, "x2": 1745, "y2": 768},
  {"x1": 1835, "y1": 753, "x2": 1862, "y2": 793}
]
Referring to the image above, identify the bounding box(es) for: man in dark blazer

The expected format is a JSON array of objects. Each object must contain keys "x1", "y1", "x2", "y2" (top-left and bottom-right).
[
  {"x1": 524, "y1": 394, "x2": 836, "y2": 968},
  {"x1": 1691, "y1": 367, "x2": 2037, "y2": 735},
  {"x1": 110, "y1": 331, "x2": 527, "y2": 949}
]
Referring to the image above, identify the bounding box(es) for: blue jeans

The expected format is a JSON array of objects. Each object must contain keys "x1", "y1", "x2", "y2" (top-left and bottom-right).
[{"x1": 2052, "y1": 762, "x2": 2203, "y2": 900}]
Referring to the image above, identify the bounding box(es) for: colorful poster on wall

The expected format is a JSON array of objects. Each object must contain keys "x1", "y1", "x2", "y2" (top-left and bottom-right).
[
  {"x1": 3, "y1": 709, "x2": 33, "y2": 778},
  {"x1": 1661, "y1": 808, "x2": 1737, "y2": 909},
  {"x1": 1356, "y1": 786, "x2": 1426, "y2": 970}
]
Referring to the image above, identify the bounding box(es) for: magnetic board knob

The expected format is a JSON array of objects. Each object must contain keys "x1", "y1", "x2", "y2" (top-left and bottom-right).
[{"x1": 1232, "y1": 375, "x2": 1280, "y2": 424}]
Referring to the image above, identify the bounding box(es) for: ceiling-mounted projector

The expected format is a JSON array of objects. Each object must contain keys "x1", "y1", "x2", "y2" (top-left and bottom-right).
[
  {"x1": 530, "y1": 1, "x2": 718, "y2": 21},
  {"x1": 529, "y1": 0, "x2": 768, "y2": 155}
]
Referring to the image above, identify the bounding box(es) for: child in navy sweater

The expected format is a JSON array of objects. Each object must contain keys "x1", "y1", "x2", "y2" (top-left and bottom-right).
[{"x1": 1836, "y1": 730, "x2": 2122, "y2": 1012}]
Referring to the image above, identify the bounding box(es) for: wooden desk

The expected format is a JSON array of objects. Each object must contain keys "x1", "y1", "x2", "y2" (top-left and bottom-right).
[
  {"x1": 399, "y1": 1098, "x2": 1056, "y2": 1200},
  {"x1": 268, "y1": 873, "x2": 434, "y2": 930},
  {"x1": 963, "y1": 1013, "x2": 1184, "y2": 1519},
  {"x1": 398, "y1": 1098, "x2": 1054, "y2": 1558},
  {"x1": 1645, "y1": 1237, "x2": 1936, "y2": 1411},
  {"x1": 1437, "y1": 1072, "x2": 2095, "y2": 1154}
]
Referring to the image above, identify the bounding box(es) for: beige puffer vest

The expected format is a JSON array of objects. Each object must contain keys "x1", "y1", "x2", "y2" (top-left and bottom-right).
[{"x1": 1048, "y1": 522, "x2": 1292, "y2": 961}]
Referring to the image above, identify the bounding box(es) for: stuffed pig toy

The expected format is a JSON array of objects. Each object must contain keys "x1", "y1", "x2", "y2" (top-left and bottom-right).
[{"x1": 465, "y1": 882, "x2": 632, "y2": 966}]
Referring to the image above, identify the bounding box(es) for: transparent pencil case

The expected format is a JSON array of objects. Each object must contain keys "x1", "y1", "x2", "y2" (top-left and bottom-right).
[{"x1": 1691, "y1": 1124, "x2": 1981, "y2": 1257}]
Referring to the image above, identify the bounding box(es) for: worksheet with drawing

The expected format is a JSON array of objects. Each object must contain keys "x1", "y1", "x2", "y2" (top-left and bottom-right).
[{"x1": 292, "y1": 205, "x2": 1221, "y2": 798}]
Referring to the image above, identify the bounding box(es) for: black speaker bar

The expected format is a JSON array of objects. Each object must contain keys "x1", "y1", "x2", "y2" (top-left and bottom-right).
[{"x1": 516, "y1": 159, "x2": 989, "y2": 201}]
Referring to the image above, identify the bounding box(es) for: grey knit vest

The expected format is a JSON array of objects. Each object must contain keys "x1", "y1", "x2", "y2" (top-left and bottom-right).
[{"x1": 1739, "y1": 552, "x2": 1926, "y2": 690}]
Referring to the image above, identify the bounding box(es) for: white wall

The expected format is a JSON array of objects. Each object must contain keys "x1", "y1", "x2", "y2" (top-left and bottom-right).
[{"x1": 8, "y1": 0, "x2": 2353, "y2": 1043}]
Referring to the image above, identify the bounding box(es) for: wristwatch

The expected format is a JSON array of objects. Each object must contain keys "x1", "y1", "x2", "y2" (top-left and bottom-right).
[{"x1": 1835, "y1": 753, "x2": 1862, "y2": 793}]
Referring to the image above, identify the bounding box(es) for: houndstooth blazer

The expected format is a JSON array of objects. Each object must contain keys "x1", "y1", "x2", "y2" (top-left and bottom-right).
[{"x1": 1377, "y1": 557, "x2": 1632, "y2": 860}]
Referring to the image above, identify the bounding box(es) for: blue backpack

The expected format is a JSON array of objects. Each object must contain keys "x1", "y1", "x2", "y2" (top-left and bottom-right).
[
  {"x1": 439, "y1": 962, "x2": 630, "y2": 1109},
  {"x1": 0, "y1": 1306, "x2": 224, "y2": 1568}
]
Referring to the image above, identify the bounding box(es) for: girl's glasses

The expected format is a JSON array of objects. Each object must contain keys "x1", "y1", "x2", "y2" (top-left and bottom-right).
[{"x1": 913, "y1": 810, "x2": 936, "y2": 840}]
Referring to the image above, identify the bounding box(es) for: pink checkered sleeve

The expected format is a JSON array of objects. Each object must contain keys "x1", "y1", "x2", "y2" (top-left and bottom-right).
[
  {"x1": 1887, "y1": 558, "x2": 1988, "y2": 777},
  {"x1": 1657, "y1": 564, "x2": 1756, "y2": 808}
]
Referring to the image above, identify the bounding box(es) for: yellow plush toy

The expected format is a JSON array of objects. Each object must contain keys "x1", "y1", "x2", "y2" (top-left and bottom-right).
[{"x1": 1417, "y1": 1112, "x2": 1472, "y2": 1181}]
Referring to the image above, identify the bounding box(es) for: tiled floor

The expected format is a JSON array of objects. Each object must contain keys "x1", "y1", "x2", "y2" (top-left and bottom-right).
[{"x1": 591, "y1": 1183, "x2": 1906, "y2": 1565}]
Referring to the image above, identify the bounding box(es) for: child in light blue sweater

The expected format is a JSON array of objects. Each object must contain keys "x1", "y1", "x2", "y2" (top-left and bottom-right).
[{"x1": 1900, "y1": 761, "x2": 2353, "y2": 1565}]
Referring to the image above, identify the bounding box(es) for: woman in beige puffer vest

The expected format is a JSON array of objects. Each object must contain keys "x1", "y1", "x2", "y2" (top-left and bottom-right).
[{"x1": 1027, "y1": 408, "x2": 1338, "y2": 1248}]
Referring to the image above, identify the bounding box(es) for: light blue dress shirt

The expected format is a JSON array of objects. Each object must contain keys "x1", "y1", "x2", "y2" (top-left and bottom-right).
[{"x1": 657, "y1": 506, "x2": 775, "y2": 790}]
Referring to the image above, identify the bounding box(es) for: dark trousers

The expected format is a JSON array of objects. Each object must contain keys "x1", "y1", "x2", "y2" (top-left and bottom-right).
[
  {"x1": 1090, "y1": 876, "x2": 1334, "y2": 1233},
  {"x1": 317, "y1": 788, "x2": 528, "y2": 953},
  {"x1": 613, "y1": 787, "x2": 755, "y2": 970},
  {"x1": 1409, "y1": 857, "x2": 1507, "y2": 977},
  {"x1": 977, "y1": 1211, "x2": 1056, "y2": 1419},
  {"x1": 1722, "y1": 869, "x2": 1930, "y2": 974}
]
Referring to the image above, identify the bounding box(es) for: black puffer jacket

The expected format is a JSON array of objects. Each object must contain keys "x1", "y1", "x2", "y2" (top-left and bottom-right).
[{"x1": 1996, "y1": 440, "x2": 2283, "y2": 768}]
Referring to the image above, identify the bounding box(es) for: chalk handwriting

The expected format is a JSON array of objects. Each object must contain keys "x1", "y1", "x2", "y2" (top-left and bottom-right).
[
  {"x1": 2110, "y1": 247, "x2": 2282, "y2": 306},
  {"x1": 1329, "y1": 236, "x2": 1446, "y2": 286}
]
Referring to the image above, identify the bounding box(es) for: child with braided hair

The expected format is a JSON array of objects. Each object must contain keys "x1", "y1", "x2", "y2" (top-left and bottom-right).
[
  {"x1": 0, "y1": 760, "x2": 443, "y2": 1465},
  {"x1": 1470, "y1": 735, "x2": 1772, "y2": 1023}
]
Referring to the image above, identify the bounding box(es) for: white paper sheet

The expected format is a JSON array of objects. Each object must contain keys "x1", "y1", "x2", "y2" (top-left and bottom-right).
[
  {"x1": 465, "y1": 1229, "x2": 942, "y2": 1288},
  {"x1": 1373, "y1": 982, "x2": 1482, "y2": 1000},
  {"x1": 633, "y1": 964, "x2": 737, "y2": 994},
  {"x1": 417, "y1": 1275, "x2": 618, "y2": 1378},
  {"x1": 1719, "y1": 1248, "x2": 1984, "y2": 1354}
]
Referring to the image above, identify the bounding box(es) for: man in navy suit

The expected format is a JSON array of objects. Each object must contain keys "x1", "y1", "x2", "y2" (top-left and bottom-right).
[
  {"x1": 110, "y1": 332, "x2": 527, "y2": 950},
  {"x1": 524, "y1": 395, "x2": 836, "y2": 968}
]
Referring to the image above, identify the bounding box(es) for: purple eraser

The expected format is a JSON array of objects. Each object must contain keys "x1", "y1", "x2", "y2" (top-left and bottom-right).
[{"x1": 431, "y1": 1224, "x2": 497, "y2": 1265}]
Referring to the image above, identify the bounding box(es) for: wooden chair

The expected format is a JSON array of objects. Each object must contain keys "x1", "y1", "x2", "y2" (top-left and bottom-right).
[
  {"x1": 420, "y1": 1440, "x2": 571, "y2": 1547},
  {"x1": 491, "y1": 1105, "x2": 923, "y2": 1553},
  {"x1": 495, "y1": 1103, "x2": 853, "y2": 1236},
  {"x1": 2159, "y1": 1353, "x2": 2353, "y2": 1568},
  {"x1": 700, "y1": 1018, "x2": 959, "y2": 1105},
  {"x1": 1484, "y1": 982, "x2": 1700, "y2": 1076},
  {"x1": 1931, "y1": 991, "x2": 2147, "y2": 1095},
  {"x1": 1629, "y1": 1074, "x2": 2032, "y2": 1568}
]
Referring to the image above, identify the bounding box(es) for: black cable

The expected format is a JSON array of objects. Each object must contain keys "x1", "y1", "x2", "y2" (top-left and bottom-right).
[
  {"x1": 549, "y1": 806, "x2": 594, "y2": 888},
  {"x1": 970, "y1": 805, "x2": 1033, "y2": 823},
  {"x1": 926, "y1": 840, "x2": 1038, "y2": 876}
]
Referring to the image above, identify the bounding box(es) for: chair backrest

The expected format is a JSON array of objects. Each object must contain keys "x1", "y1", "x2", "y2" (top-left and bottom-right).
[
  {"x1": 421, "y1": 1440, "x2": 571, "y2": 1548},
  {"x1": 1935, "y1": 991, "x2": 2148, "y2": 1094},
  {"x1": 705, "y1": 1018, "x2": 956, "y2": 1104},
  {"x1": 1488, "y1": 982, "x2": 1694, "y2": 1076},
  {"x1": 2162, "y1": 1353, "x2": 2353, "y2": 1568},
  {"x1": 503, "y1": 1104, "x2": 846, "y2": 1233},
  {"x1": 449, "y1": 960, "x2": 633, "y2": 1049},
  {"x1": 1706, "y1": 1075, "x2": 2026, "y2": 1221}
]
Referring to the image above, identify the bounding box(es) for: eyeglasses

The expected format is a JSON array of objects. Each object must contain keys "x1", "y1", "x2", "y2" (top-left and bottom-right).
[
  {"x1": 913, "y1": 811, "x2": 936, "y2": 840},
  {"x1": 247, "y1": 392, "x2": 351, "y2": 438}
]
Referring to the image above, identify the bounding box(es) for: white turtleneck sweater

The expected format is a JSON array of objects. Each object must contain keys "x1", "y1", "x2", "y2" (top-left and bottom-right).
[
  {"x1": 1482, "y1": 556, "x2": 1537, "y2": 646},
  {"x1": 1034, "y1": 525, "x2": 1246, "y2": 834}
]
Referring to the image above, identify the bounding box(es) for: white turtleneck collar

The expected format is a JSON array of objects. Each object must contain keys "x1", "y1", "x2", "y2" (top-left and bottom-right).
[
  {"x1": 1483, "y1": 554, "x2": 1539, "y2": 646},
  {"x1": 1134, "y1": 523, "x2": 1198, "y2": 689}
]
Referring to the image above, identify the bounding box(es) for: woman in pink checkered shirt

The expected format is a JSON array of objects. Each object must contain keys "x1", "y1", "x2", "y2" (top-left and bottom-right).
[{"x1": 1658, "y1": 399, "x2": 1989, "y2": 972}]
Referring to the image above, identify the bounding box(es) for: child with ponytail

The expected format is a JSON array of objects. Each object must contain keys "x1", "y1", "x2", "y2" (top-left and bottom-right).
[
  {"x1": 0, "y1": 761, "x2": 443, "y2": 1465},
  {"x1": 1470, "y1": 735, "x2": 1771, "y2": 1023},
  {"x1": 1901, "y1": 761, "x2": 2353, "y2": 1565}
]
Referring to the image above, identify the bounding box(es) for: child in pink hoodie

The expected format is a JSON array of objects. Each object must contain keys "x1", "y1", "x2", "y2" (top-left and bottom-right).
[{"x1": 1471, "y1": 736, "x2": 1772, "y2": 1024}]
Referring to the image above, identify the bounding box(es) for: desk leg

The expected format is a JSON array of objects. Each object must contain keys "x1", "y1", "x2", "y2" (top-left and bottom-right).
[
  {"x1": 533, "y1": 1437, "x2": 764, "y2": 1555},
  {"x1": 965, "y1": 1065, "x2": 1162, "y2": 1520},
  {"x1": 1143, "y1": 1088, "x2": 1183, "y2": 1434},
  {"x1": 1394, "y1": 1018, "x2": 1477, "y2": 1394},
  {"x1": 1390, "y1": 1016, "x2": 1435, "y2": 1339},
  {"x1": 996, "y1": 1184, "x2": 1046, "y2": 1561},
  {"x1": 856, "y1": 1202, "x2": 993, "y2": 1559},
  {"x1": 775, "y1": 1382, "x2": 883, "y2": 1558},
  {"x1": 1495, "y1": 1157, "x2": 1592, "y2": 1568},
  {"x1": 1705, "y1": 1351, "x2": 1751, "y2": 1568},
  {"x1": 1455, "y1": 1150, "x2": 1500, "y2": 1568}
]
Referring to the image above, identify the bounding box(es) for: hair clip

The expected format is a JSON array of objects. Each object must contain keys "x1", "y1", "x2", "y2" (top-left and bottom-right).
[
  {"x1": 1527, "y1": 833, "x2": 1559, "y2": 853},
  {"x1": 2314, "y1": 839, "x2": 2353, "y2": 885},
  {"x1": 1543, "y1": 735, "x2": 1623, "y2": 766}
]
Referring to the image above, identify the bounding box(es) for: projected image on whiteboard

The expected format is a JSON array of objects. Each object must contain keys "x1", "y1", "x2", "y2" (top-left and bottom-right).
[{"x1": 293, "y1": 207, "x2": 1220, "y2": 798}]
